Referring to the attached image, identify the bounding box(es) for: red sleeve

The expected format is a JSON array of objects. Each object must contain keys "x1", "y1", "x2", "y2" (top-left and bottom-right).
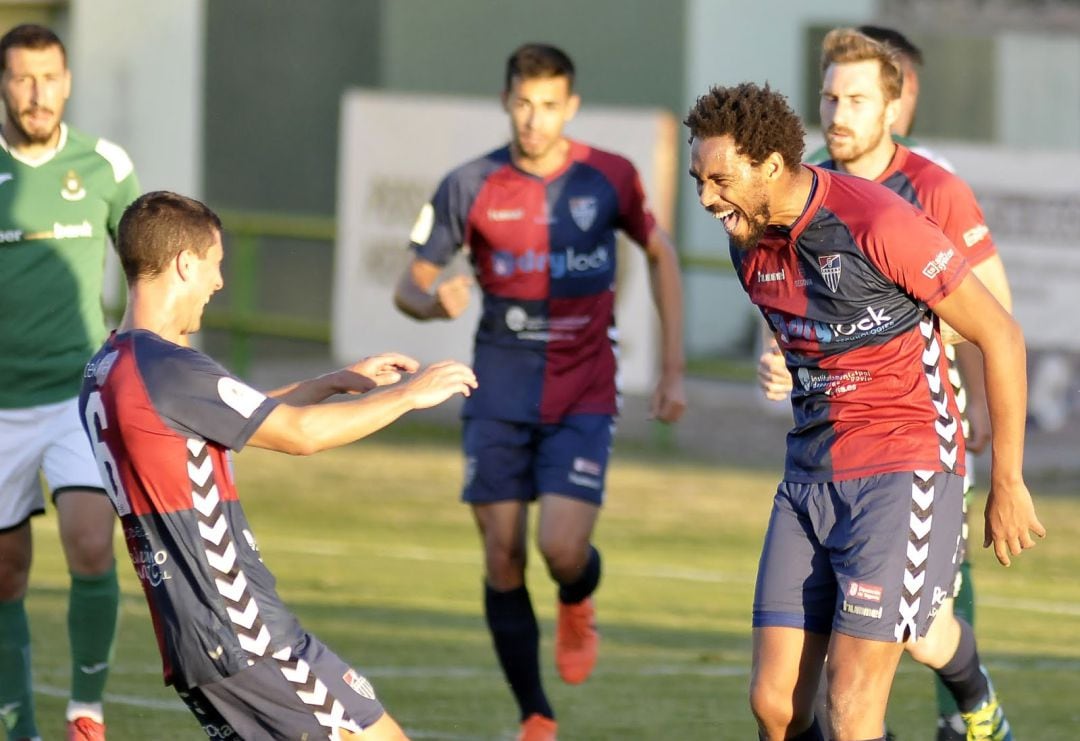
[
  {"x1": 917, "y1": 169, "x2": 997, "y2": 266},
  {"x1": 859, "y1": 198, "x2": 972, "y2": 309}
]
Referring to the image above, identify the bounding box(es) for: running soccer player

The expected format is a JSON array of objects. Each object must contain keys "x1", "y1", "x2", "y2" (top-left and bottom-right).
[
  {"x1": 394, "y1": 43, "x2": 686, "y2": 741},
  {"x1": 686, "y1": 82, "x2": 1044, "y2": 741},
  {"x1": 758, "y1": 27, "x2": 1016, "y2": 740},
  {"x1": 0, "y1": 24, "x2": 140, "y2": 741},
  {"x1": 78, "y1": 191, "x2": 477, "y2": 740}
]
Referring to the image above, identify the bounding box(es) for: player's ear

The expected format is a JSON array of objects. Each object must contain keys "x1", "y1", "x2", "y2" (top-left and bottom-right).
[
  {"x1": 884, "y1": 97, "x2": 901, "y2": 131},
  {"x1": 175, "y1": 248, "x2": 194, "y2": 281},
  {"x1": 565, "y1": 92, "x2": 580, "y2": 122},
  {"x1": 763, "y1": 151, "x2": 785, "y2": 182}
]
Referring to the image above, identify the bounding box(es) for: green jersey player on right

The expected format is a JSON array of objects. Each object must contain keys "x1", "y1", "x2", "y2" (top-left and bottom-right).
[{"x1": 0, "y1": 23, "x2": 140, "y2": 741}]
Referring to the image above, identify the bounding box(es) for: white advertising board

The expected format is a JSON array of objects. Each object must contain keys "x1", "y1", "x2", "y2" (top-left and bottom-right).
[
  {"x1": 931, "y1": 143, "x2": 1080, "y2": 352},
  {"x1": 333, "y1": 91, "x2": 677, "y2": 394}
]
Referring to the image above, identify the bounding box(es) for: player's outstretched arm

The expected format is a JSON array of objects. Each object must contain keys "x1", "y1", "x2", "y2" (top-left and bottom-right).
[
  {"x1": 247, "y1": 360, "x2": 477, "y2": 456},
  {"x1": 268, "y1": 353, "x2": 421, "y2": 405},
  {"x1": 933, "y1": 273, "x2": 1046, "y2": 566},
  {"x1": 642, "y1": 227, "x2": 686, "y2": 423},
  {"x1": 394, "y1": 256, "x2": 472, "y2": 321}
]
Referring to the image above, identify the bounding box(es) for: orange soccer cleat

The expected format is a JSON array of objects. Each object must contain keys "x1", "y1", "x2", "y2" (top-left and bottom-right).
[
  {"x1": 555, "y1": 597, "x2": 599, "y2": 684},
  {"x1": 66, "y1": 716, "x2": 106, "y2": 741},
  {"x1": 517, "y1": 713, "x2": 558, "y2": 741}
]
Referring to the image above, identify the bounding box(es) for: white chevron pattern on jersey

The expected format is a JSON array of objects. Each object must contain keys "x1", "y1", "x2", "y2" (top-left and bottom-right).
[
  {"x1": 270, "y1": 646, "x2": 362, "y2": 740},
  {"x1": 186, "y1": 439, "x2": 270, "y2": 662},
  {"x1": 919, "y1": 316, "x2": 960, "y2": 473},
  {"x1": 943, "y1": 343, "x2": 970, "y2": 439},
  {"x1": 896, "y1": 470, "x2": 936, "y2": 641}
]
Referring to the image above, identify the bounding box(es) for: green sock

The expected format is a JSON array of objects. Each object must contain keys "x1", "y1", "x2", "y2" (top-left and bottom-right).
[
  {"x1": 68, "y1": 565, "x2": 120, "y2": 704},
  {"x1": 0, "y1": 598, "x2": 38, "y2": 738}
]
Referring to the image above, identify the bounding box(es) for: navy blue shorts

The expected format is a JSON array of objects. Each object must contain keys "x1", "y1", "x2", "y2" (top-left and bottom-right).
[
  {"x1": 175, "y1": 632, "x2": 384, "y2": 739},
  {"x1": 462, "y1": 414, "x2": 614, "y2": 505},
  {"x1": 753, "y1": 471, "x2": 964, "y2": 643}
]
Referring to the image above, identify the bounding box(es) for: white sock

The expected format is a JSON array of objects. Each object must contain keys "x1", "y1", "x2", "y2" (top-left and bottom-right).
[{"x1": 65, "y1": 700, "x2": 104, "y2": 724}]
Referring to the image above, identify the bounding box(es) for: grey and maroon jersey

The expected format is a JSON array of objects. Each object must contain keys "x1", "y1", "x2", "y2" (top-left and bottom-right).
[
  {"x1": 78, "y1": 330, "x2": 297, "y2": 688},
  {"x1": 410, "y1": 140, "x2": 656, "y2": 424},
  {"x1": 733, "y1": 166, "x2": 968, "y2": 483}
]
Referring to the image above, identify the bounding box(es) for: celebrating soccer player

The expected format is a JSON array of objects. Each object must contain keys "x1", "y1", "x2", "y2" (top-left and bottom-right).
[
  {"x1": 79, "y1": 191, "x2": 477, "y2": 740},
  {"x1": 758, "y1": 27, "x2": 1019, "y2": 740},
  {"x1": 686, "y1": 82, "x2": 1043, "y2": 741}
]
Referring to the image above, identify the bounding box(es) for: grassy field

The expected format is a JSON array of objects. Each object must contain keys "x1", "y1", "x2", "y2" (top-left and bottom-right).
[{"x1": 22, "y1": 425, "x2": 1080, "y2": 740}]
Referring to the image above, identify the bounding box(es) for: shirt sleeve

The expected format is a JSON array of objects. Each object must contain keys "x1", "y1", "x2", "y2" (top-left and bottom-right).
[
  {"x1": 920, "y1": 171, "x2": 997, "y2": 267},
  {"x1": 859, "y1": 199, "x2": 972, "y2": 309},
  {"x1": 410, "y1": 171, "x2": 468, "y2": 267},
  {"x1": 138, "y1": 345, "x2": 279, "y2": 451},
  {"x1": 615, "y1": 162, "x2": 657, "y2": 247}
]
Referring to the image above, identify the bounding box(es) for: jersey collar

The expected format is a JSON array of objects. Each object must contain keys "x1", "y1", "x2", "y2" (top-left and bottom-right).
[{"x1": 0, "y1": 122, "x2": 69, "y2": 167}]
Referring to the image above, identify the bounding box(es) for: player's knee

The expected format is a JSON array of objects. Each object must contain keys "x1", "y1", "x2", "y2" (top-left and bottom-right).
[
  {"x1": 0, "y1": 566, "x2": 30, "y2": 600},
  {"x1": 0, "y1": 540, "x2": 32, "y2": 599},
  {"x1": 63, "y1": 528, "x2": 116, "y2": 575},
  {"x1": 749, "y1": 675, "x2": 802, "y2": 730},
  {"x1": 537, "y1": 537, "x2": 585, "y2": 582},
  {"x1": 483, "y1": 542, "x2": 526, "y2": 587}
]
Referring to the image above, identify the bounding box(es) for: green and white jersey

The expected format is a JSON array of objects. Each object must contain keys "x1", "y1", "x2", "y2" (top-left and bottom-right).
[{"x1": 0, "y1": 123, "x2": 140, "y2": 407}]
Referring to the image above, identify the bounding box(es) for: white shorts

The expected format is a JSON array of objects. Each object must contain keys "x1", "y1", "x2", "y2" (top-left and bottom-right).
[{"x1": 0, "y1": 396, "x2": 105, "y2": 530}]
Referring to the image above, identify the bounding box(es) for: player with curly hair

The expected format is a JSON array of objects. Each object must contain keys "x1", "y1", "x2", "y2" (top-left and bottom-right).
[{"x1": 686, "y1": 82, "x2": 1043, "y2": 741}]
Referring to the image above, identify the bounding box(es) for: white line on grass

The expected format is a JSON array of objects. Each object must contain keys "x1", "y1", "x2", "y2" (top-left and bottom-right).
[{"x1": 978, "y1": 594, "x2": 1080, "y2": 616}]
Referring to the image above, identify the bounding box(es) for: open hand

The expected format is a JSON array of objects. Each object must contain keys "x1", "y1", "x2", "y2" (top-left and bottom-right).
[
  {"x1": 405, "y1": 360, "x2": 478, "y2": 409},
  {"x1": 983, "y1": 480, "x2": 1046, "y2": 566},
  {"x1": 333, "y1": 353, "x2": 420, "y2": 394}
]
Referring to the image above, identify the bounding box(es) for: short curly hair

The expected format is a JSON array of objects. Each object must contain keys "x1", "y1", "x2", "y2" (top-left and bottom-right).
[{"x1": 684, "y1": 83, "x2": 805, "y2": 169}]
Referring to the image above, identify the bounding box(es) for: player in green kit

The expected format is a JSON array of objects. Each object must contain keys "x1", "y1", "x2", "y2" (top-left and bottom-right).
[{"x1": 0, "y1": 24, "x2": 139, "y2": 741}]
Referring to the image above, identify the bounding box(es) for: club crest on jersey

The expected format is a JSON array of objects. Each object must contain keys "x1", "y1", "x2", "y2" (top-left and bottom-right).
[
  {"x1": 343, "y1": 668, "x2": 377, "y2": 700},
  {"x1": 61, "y1": 170, "x2": 87, "y2": 201},
  {"x1": 569, "y1": 196, "x2": 598, "y2": 232},
  {"x1": 818, "y1": 254, "x2": 842, "y2": 293}
]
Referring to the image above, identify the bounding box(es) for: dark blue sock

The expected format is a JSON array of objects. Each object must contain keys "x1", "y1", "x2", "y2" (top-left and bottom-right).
[
  {"x1": 935, "y1": 617, "x2": 989, "y2": 713},
  {"x1": 484, "y1": 583, "x2": 553, "y2": 721},
  {"x1": 558, "y1": 546, "x2": 601, "y2": 605}
]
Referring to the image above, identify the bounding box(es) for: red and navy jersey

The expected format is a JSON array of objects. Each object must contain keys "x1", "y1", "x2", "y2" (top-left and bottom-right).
[
  {"x1": 821, "y1": 145, "x2": 997, "y2": 267},
  {"x1": 78, "y1": 330, "x2": 297, "y2": 688},
  {"x1": 733, "y1": 166, "x2": 968, "y2": 483},
  {"x1": 411, "y1": 140, "x2": 656, "y2": 424}
]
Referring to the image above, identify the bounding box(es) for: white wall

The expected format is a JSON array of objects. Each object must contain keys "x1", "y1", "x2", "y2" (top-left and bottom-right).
[
  {"x1": 67, "y1": 0, "x2": 204, "y2": 196},
  {"x1": 997, "y1": 33, "x2": 1080, "y2": 150}
]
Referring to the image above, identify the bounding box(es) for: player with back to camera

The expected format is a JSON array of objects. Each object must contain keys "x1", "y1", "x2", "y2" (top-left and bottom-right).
[
  {"x1": 0, "y1": 23, "x2": 140, "y2": 741},
  {"x1": 79, "y1": 190, "x2": 477, "y2": 740},
  {"x1": 686, "y1": 82, "x2": 1043, "y2": 741},
  {"x1": 394, "y1": 43, "x2": 686, "y2": 741},
  {"x1": 759, "y1": 27, "x2": 1016, "y2": 741}
]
